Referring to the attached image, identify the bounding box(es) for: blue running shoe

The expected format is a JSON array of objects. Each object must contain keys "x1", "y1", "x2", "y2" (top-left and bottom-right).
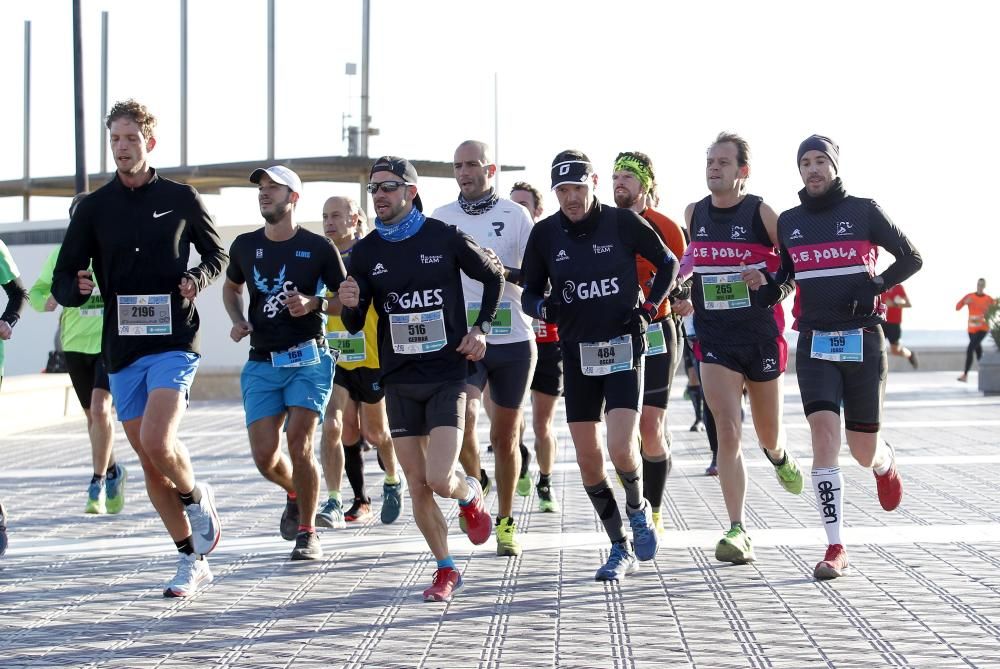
[
  {"x1": 105, "y1": 463, "x2": 127, "y2": 514},
  {"x1": 628, "y1": 500, "x2": 659, "y2": 561},
  {"x1": 595, "y1": 542, "x2": 639, "y2": 581},
  {"x1": 85, "y1": 478, "x2": 106, "y2": 514},
  {"x1": 381, "y1": 480, "x2": 404, "y2": 525}
]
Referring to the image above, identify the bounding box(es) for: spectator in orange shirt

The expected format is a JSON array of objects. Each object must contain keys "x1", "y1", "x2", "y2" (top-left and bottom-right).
[
  {"x1": 956, "y1": 278, "x2": 994, "y2": 382},
  {"x1": 880, "y1": 283, "x2": 917, "y2": 368}
]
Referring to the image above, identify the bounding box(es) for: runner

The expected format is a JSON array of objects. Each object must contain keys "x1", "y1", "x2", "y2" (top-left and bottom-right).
[
  {"x1": 612, "y1": 151, "x2": 687, "y2": 535},
  {"x1": 769, "y1": 134, "x2": 922, "y2": 579},
  {"x1": 511, "y1": 181, "x2": 561, "y2": 512},
  {"x1": 521, "y1": 150, "x2": 678, "y2": 581},
  {"x1": 673, "y1": 132, "x2": 804, "y2": 565},
  {"x1": 956, "y1": 278, "x2": 993, "y2": 382},
  {"x1": 0, "y1": 239, "x2": 27, "y2": 558},
  {"x1": 316, "y1": 195, "x2": 403, "y2": 528},
  {"x1": 338, "y1": 156, "x2": 503, "y2": 602},
  {"x1": 223, "y1": 166, "x2": 345, "y2": 560},
  {"x1": 52, "y1": 99, "x2": 226, "y2": 596},
  {"x1": 431, "y1": 140, "x2": 536, "y2": 556},
  {"x1": 30, "y1": 193, "x2": 125, "y2": 515},
  {"x1": 881, "y1": 282, "x2": 918, "y2": 369}
]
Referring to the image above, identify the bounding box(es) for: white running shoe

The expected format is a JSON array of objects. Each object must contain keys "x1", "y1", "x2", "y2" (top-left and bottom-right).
[
  {"x1": 163, "y1": 553, "x2": 213, "y2": 597},
  {"x1": 186, "y1": 483, "x2": 221, "y2": 555}
]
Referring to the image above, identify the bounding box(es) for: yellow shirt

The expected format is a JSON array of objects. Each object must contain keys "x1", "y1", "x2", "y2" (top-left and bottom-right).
[{"x1": 326, "y1": 302, "x2": 379, "y2": 370}]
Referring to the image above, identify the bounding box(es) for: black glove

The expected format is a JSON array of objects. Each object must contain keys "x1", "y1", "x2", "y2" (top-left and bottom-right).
[
  {"x1": 539, "y1": 297, "x2": 560, "y2": 323},
  {"x1": 753, "y1": 271, "x2": 779, "y2": 308},
  {"x1": 625, "y1": 302, "x2": 655, "y2": 337},
  {"x1": 848, "y1": 277, "x2": 884, "y2": 316}
]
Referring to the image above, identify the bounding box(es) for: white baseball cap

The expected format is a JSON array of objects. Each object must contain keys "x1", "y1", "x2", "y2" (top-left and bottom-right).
[{"x1": 250, "y1": 165, "x2": 303, "y2": 194}]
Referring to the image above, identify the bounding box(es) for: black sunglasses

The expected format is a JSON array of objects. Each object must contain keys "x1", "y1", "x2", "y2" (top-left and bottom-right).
[{"x1": 366, "y1": 181, "x2": 413, "y2": 194}]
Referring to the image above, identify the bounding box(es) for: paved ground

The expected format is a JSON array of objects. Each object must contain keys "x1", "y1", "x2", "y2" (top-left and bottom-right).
[{"x1": 2, "y1": 370, "x2": 999, "y2": 668}]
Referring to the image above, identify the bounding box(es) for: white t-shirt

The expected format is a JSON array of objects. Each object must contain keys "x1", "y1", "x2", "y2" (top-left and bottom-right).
[{"x1": 431, "y1": 197, "x2": 534, "y2": 343}]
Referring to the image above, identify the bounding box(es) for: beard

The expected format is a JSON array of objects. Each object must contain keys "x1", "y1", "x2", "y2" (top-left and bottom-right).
[
  {"x1": 614, "y1": 189, "x2": 639, "y2": 208},
  {"x1": 262, "y1": 199, "x2": 292, "y2": 224}
]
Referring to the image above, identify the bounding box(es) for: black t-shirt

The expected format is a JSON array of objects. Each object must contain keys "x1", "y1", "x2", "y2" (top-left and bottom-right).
[
  {"x1": 341, "y1": 218, "x2": 504, "y2": 385},
  {"x1": 227, "y1": 227, "x2": 346, "y2": 353}
]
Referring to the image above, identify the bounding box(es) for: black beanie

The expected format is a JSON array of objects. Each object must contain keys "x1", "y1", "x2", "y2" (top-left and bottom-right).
[{"x1": 797, "y1": 135, "x2": 839, "y2": 174}]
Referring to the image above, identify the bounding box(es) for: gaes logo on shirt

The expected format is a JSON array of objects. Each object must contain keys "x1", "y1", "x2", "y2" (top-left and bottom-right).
[
  {"x1": 560, "y1": 278, "x2": 619, "y2": 303},
  {"x1": 836, "y1": 221, "x2": 854, "y2": 236},
  {"x1": 730, "y1": 226, "x2": 747, "y2": 240},
  {"x1": 372, "y1": 263, "x2": 388, "y2": 276},
  {"x1": 384, "y1": 289, "x2": 443, "y2": 313},
  {"x1": 555, "y1": 249, "x2": 570, "y2": 262},
  {"x1": 253, "y1": 265, "x2": 295, "y2": 319}
]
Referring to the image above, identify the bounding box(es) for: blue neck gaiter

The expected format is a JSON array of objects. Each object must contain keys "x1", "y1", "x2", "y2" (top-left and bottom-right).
[{"x1": 374, "y1": 206, "x2": 426, "y2": 242}]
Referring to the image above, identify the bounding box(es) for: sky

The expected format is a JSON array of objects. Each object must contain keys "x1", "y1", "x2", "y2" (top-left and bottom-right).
[{"x1": 1, "y1": 0, "x2": 997, "y2": 332}]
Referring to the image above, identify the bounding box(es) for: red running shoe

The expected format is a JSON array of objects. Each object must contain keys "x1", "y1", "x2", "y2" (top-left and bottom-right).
[
  {"x1": 423, "y1": 567, "x2": 463, "y2": 602},
  {"x1": 874, "y1": 450, "x2": 903, "y2": 511},
  {"x1": 813, "y1": 544, "x2": 850, "y2": 580},
  {"x1": 458, "y1": 476, "x2": 491, "y2": 545}
]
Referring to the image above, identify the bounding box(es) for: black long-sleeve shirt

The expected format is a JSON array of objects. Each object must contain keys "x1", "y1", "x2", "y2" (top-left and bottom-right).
[
  {"x1": 341, "y1": 218, "x2": 504, "y2": 385},
  {"x1": 52, "y1": 170, "x2": 228, "y2": 372},
  {"x1": 520, "y1": 198, "x2": 678, "y2": 344}
]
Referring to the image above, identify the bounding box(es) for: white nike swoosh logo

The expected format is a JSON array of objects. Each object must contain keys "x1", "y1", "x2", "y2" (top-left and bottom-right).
[{"x1": 152, "y1": 210, "x2": 174, "y2": 219}]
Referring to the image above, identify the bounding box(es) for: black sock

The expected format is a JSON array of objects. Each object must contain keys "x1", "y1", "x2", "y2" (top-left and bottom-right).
[
  {"x1": 641, "y1": 455, "x2": 668, "y2": 511},
  {"x1": 704, "y1": 405, "x2": 719, "y2": 458},
  {"x1": 344, "y1": 439, "x2": 366, "y2": 500},
  {"x1": 480, "y1": 468, "x2": 490, "y2": 489},
  {"x1": 90, "y1": 474, "x2": 105, "y2": 485},
  {"x1": 688, "y1": 385, "x2": 703, "y2": 422},
  {"x1": 538, "y1": 473, "x2": 551, "y2": 488},
  {"x1": 105, "y1": 463, "x2": 118, "y2": 479},
  {"x1": 519, "y1": 443, "x2": 530, "y2": 478},
  {"x1": 584, "y1": 480, "x2": 625, "y2": 543},
  {"x1": 175, "y1": 536, "x2": 195, "y2": 555},
  {"x1": 178, "y1": 488, "x2": 200, "y2": 506}
]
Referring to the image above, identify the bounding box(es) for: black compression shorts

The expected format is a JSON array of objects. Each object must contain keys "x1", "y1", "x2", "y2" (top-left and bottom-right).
[
  {"x1": 64, "y1": 351, "x2": 111, "y2": 410},
  {"x1": 695, "y1": 336, "x2": 787, "y2": 383},
  {"x1": 795, "y1": 327, "x2": 887, "y2": 433},
  {"x1": 385, "y1": 380, "x2": 466, "y2": 438},
  {"x1": 642, "y1": 319, "x2": 678, "y2": 409},
  {"x1": 466, "y1": 340, "x2": 536, "y2": 409},
  {"x1": 333, "y1": 365, "x2": 384, "y2": 404},
  {"x1": 530, "y1": 341, "x2": 563, "y2": 397},
  {"x1": 562, "y1": 337, "x2": 644, "y2": 423},
  {"x1": 882, "y1": 323, "x2": 901, "y2": 345}
]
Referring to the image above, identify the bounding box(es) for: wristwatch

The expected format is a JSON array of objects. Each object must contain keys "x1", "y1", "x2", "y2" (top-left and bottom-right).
[
  {"x1": 476, "y1": 320, "x2": 492, "y2": 335},
  {"x1": 315, "y1": 296, "x2": 329, "y2": 313}
]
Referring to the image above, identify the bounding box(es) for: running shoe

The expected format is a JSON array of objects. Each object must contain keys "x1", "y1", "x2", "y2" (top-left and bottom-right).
[
  {"x1": 85, "y1": 478, "x2": 107, "y2": 514},
  {"x1": 104, "y1": 463, "x2": 127, "y2": 514},
  {"x1": 772, "y1": 451, "x2": 804, "y2": 495},
  {"x1": 0, "y1": 500, "x2": 8, "y2": 557},
  {"x1": 458, "y1": 476, "x2": 491, "y2": 545},
  {"x1": 813, "y1": 543, "x2": 850, "y2": 580},
  {"x1": 290, "y1": 530, "x2": 323, "y2": 560},
  {"x1": 163, "y1": 553, "x2": 213, "y2": 597},
  {"x1": 517, "y1": 444, "x2": 532, "y2": 496},
  {"x1": 496, "y1": 516, "x2": 522, "y2": 556},
  {"x1": 715, "y1": 524, "x2": 755, "y2": 564},
  {"x1": 909, "y1": 351, "x2": 919, "y2": 369},
  {"x1": 594, "y1": 542, "x2": 639, "y2": 581},
  {"x1": 186, "y1": 483, "x2": 221, "y2": 556},
  {"x1": 280, "y1": 495, "x2": 300, "y2": 541},
  {"x1": 536, "y1": 481, "x2": 560, "y2": 513},
  {"x1": 705, "y1": 461, "x2": 719, "y2": 477},
  {"x1": 874, "y1": 446, "x2": 904, "y2": 511},
  {"x1": 345, "y1": 497, "x2": 372, "y2": 522},
  {"x1": 423, "y1": 566, "x2": 463, "y2": 602},
  {"x1": 628, "y1": 500, "x2": 659, "y2": 561},
  {"x1": 480, "y1": 468, "x2": 492, "y2": 496},
  {"x1": 651, "y1": 510, "x2": 665, "y2": 536},
  {"x1": 381, "y1": 481, "x2": 404, "y2": 525},
  {"x1": 315, "y1": 497, "x2": 346, "y2": 529}
]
